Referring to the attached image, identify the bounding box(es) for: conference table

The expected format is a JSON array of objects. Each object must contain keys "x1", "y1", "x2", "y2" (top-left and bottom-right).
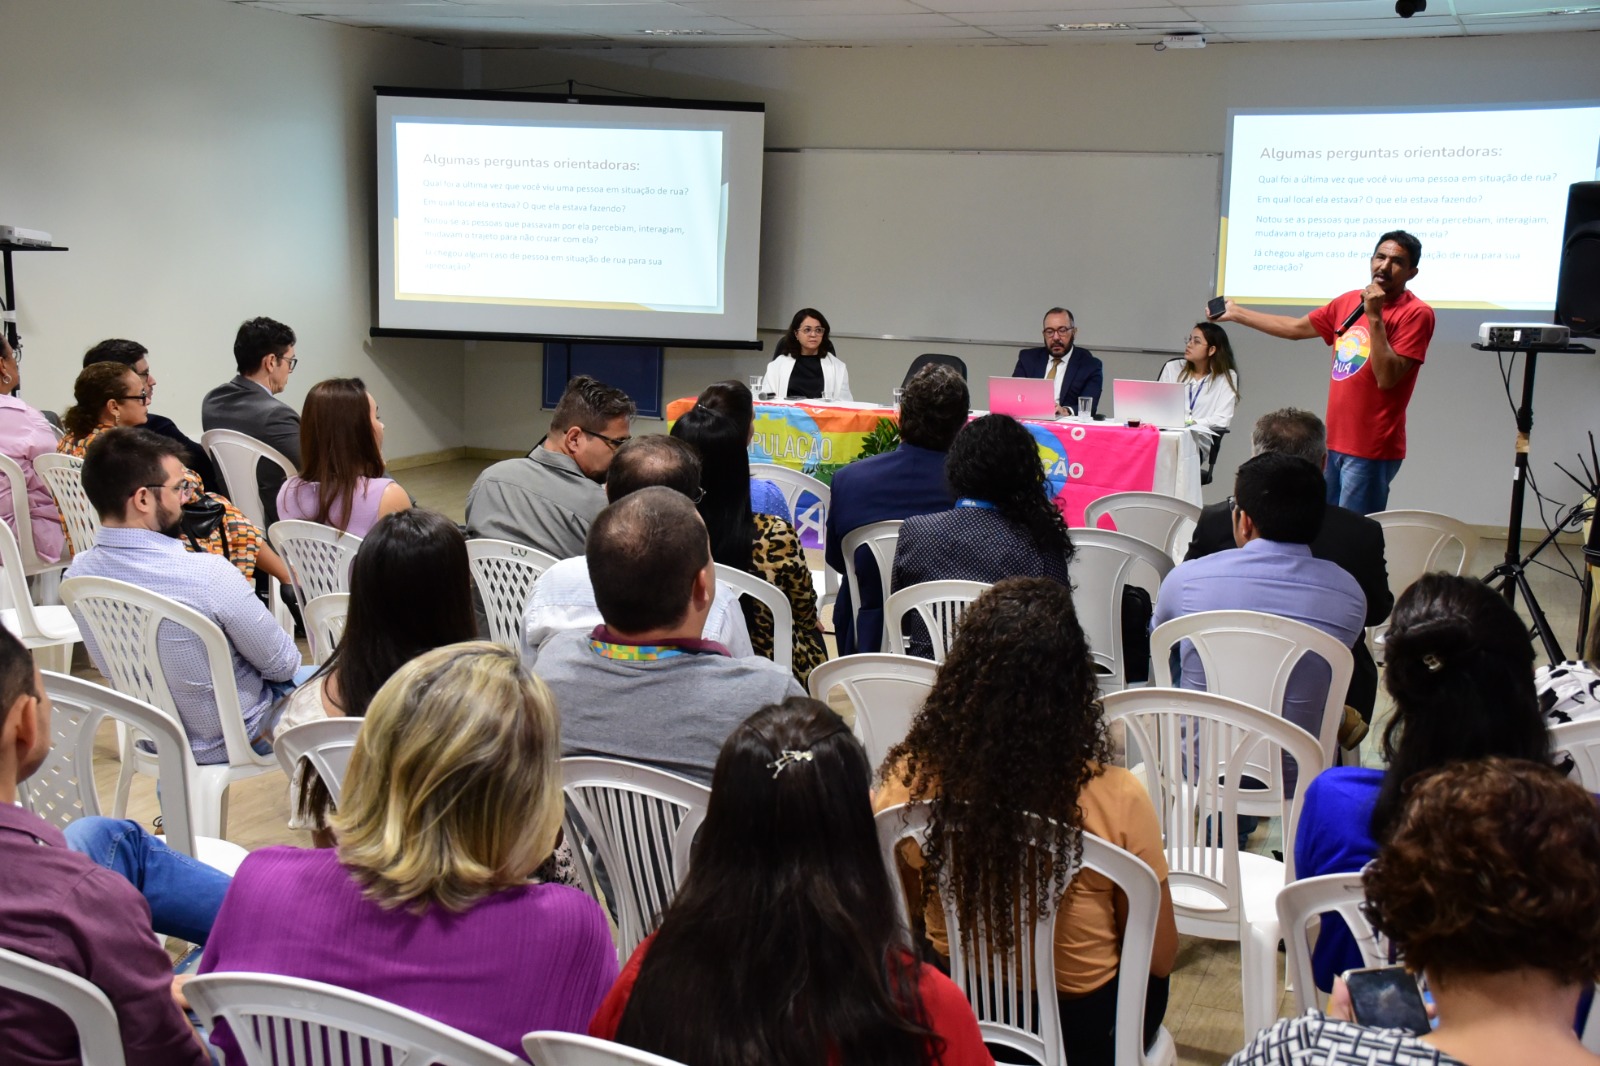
[{"x1": 665, "y1": 397, "x2": 1203, "y2": 528}]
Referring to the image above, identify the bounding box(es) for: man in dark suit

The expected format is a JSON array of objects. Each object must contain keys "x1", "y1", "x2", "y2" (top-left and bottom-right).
[
  {"x1": 825, "y1": 363, "x2": 967, "y2": 654},
  {"x1": 200, "y1": 316, "x2": 302, "y2": 527},
  {"x1": 1012, "y1": 306, "x2": 1104, "y2": 415},
  {"x1": 1185, "y1": 407, "x2": 1392, "y2": 725}
]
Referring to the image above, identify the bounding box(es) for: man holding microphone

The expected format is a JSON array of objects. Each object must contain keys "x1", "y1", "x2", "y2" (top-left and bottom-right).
[{"x1": 1216, "y1": 231, "x2": 1434, "y2": 514}]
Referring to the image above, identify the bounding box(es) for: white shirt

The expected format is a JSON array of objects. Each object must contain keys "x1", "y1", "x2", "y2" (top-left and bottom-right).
[
  {"x1": 758, "y1": 353, "x2": 852, "y2": 402},
  {"x1": 520, "y1": 556, "x2": 755, "y2": 669},
  {"x1": 1157, "y1": 359, "x2": 1238, "y2": 448}
]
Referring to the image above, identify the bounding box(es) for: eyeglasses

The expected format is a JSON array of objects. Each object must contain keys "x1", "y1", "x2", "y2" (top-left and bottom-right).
[
  {"x1": 1043, "y1": 326, "x2": 1077, "y2": 337},
  {"x1": 688, "y1": 487, "x2": 706, "y2": 503},
  {"x1": 579, "y1": 427, "x2": 630, "y2": 450},
  {"x1": 138, "y1": 479, "x2": 193, "y2": 502},
  {"x1": 8, "y1": 338, "x2": 21, "y2": 362},
  {"x1": 276, "y1": 354, "x2": 299, "y2": 371},
  {"x1": 1185, "y1": 335, "x2": 1208, "y2": 347},
  {"x1": 796, "y1": 326, "x2": 825, "y2": 335},
  {"x1": 118, "y1": 390, "x2": 152, "y2": 405}
]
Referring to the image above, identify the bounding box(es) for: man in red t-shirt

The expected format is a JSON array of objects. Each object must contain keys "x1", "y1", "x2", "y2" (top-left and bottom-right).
[{"x1": 1216, "y1": 231, "x2": 1435, "y2": 514}]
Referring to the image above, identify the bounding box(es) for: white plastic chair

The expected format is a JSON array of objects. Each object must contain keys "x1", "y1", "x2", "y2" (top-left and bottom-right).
[
  {"x1": 184, "y1": 972, "x2": 522, "y2": 1066},
  {"x1": 561, "y1": 757, "x2": 710, "y2": 965},
  {"x1": 1553, "y1": 717, "x2": 1600, "y2": 791},
  {"x1": 713, "y1": 562, "x2": 793, "y2": 673},
  {"x1": 875, "y1": 801, "x2": 1176, "y2": 1066},
  {"x1": 1151, "y1": 609, "x2": 1354, "y2": 814},
  {"x1": 0, "y1": 451, "x2": 68, "y2": 599},
  {"x1": 1368, "y1": 509, "x2": 1480, "y2": 652},
  {"x1": 20, "y1": 671, "x2": 250, "y2": 876},
  {"x1": 272, "y1": 717, "x2": 362, "y2": 807},
  {"x1": 199, "y1": 428, "x2": 297, "y2": 531},
  {"x1": 1083, "y1": 491, "x2": 1203, "y2": 564},
  {"x1": 267, "y1": 519, "x2": 361, "y2": 604},
  {"x1": 881, "y1": 579, "x2": 989, "y2": 662},
  {"x1": 0, "y1": 947, "x2": 125, "y2": 1066},
  {"x1": 523, "y1": 1032, "x2": 689, "y2": 1066},
  {"x1": 34, "y1": 452, "x2": 100, "y2": 555},
  {"x1": 1068, "y1": 528, "x2": 1175, "y2": 694},
  {"x1": 807, "y1": 653, "x2": 938, "y2": 772},
  {"x1": 1275, "y1": 871, "x2": 1389, "y2": 1015},
  {"x1": 0, "y1": 514, "x2": 79, "y2": 673},
  {"x1": 59, "y1": 575, "x2": 280, "y2": 838},
  {"x1": 1102, "y1": 687, "x2": 1324, "y2": 1040},
  {"x1": 467, "y1": 538, "x2": 559, "y2": 651},
  {"x1": 839, "y1": 519, "x2": 903, "y2": 646},
  {"x1": 301, "y1": 591, "x2": 350, "y2": 666},
  {"x1": 754, "y1": 465, "x2": 836, "y2": 606}
]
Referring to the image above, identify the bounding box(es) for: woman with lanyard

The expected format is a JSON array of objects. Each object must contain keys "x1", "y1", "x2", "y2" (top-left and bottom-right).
[{"x1": 1158, "y1": 321, "x2": 1240, "y2": 451}]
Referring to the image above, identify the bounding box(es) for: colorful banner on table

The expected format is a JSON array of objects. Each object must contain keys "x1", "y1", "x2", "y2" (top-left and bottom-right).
[{"x1": 1026, "y1": 421, "x2": 1161, "y2": 527}]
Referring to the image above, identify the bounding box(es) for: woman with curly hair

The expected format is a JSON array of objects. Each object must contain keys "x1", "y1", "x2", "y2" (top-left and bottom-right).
[
  {"x1": 1294, "y1": 572, "x2": 1552, "y2": 992},
  {"x1": 1233, "y1": 757, "x2": 1600, "y2": 1066},
  {"x1": 591, "y1": 696, "x2": 989, "y2": 1065},
  {"x1": 889, "y1": 413, "x2": 1072, "y2": 658},
  {"x1": 58, "y1": 362, "x2": 291, "y2": 585},
  {"x1": 875, "y1": 577, "x2": 1178, "y2": 1066}
]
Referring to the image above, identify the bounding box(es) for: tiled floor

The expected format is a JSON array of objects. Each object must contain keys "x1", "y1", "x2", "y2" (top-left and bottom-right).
[{"x1": 81, "y1": 458, "x2": 1592, "y2": 1066}]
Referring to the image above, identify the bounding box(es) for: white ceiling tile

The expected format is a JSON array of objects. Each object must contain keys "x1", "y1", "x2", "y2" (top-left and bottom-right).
[
  {"x1": 1179, "y1": 1, "x2": 1418, "y2": 21},
  {"x1": 683, "y1": 0, "x2": 927, "y2": 15},
  {"x1": 948, "y1": 6, "x2": 1193, "y2": 24}
]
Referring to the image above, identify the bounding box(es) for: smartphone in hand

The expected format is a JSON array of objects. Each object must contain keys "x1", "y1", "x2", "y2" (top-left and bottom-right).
[
  {"x1": 1207, "y1": 296, "x2": 1228, "y2": 320},
  {"x1": 1343, "y1": 966, "x2": 1432, "y2": 1036}
]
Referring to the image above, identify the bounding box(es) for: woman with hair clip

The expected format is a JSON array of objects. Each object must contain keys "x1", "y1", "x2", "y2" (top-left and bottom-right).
[
  {"x1": 274, "y1": 508, "x2": 478, "y2": 835},
  {"x1": 696, "y1": 378, "x2": 792, "y2": 525},
  {"x1": 589, "y1": 696, "x2": 990, "y2": 1065},
  {"x1": 1235, "y1": 758, "x2": 1600, "y2": 1066},
  {"x1": 1294, "y1": 572, "x2": 1554, "y2": 993},
  {"x1": 1158, "y1": 321, "x2": 1241, "y2": 450},
  {"x1": 759, "y1": 307, "x2": 852, "y2": 401},
  {"x1": 670, "y1": 403, "x2": 826, "y2": 684},
  {"x1": 277, "y1": 377, "x2": 410, "y2": 536},
  {"x1": 57, "y1": 362, "x2": 291, "y2": 585},
  {"x1": 875, "y1": 577, "x2": 1178, "y2": 1066},
  {"x1": 198, "y1": 642, "x2": 618, "y2": 1058},
  {"x1": 889, "y1": 414, "x2": 1074, "y2": 658}
]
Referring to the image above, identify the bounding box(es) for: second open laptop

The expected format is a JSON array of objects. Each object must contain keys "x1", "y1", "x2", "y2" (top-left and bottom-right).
[
  {"x1": 987, "y1": 376, "x2": 1057, "y2": 420},
  {"x1": 1111, "y1": 379, "x2": 1187, "y2": 428}
]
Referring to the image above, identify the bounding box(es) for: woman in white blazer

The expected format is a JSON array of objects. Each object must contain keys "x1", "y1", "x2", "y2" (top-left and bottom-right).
[
  {"x1": 1158, "y1": 321, "x2": 1239, "y2": 450},
  {"x1": 760, "y1": 307, "x2": 851, "y2": 402}
]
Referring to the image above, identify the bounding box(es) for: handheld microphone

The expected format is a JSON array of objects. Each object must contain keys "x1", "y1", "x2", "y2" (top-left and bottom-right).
[{"x1": 1334, "y1": 301, "x2": 1366, "y2": 337}]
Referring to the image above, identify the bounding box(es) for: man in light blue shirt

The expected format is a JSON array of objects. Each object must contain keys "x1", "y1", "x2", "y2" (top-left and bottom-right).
[
  {"x1": 65, "y1": 428, "x2": 302, "y2": 764},
  {"x1": 523, "y1": 435, "x2": 752, "y2": 668},
  {"x1": 1152, "y1": 452, "x2": 1366, "y2": 800}
]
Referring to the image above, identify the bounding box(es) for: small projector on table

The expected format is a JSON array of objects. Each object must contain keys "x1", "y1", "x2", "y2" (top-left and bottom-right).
[
  {"x1": 1477, "y1": 322, "x2": 1571, "y2": 350},
  {"x1": 0, "y1": 226, "x2": 53, "y2": 248}
]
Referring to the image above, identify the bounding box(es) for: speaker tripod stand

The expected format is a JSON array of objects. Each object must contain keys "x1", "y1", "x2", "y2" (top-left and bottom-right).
[{"x1": 1475, "y1": 341, "x2": 1595, "y2": 664}]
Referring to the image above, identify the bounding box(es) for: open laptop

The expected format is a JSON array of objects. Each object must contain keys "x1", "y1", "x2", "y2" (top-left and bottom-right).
[
  {"x1": 1112, "y1": 379, "x2": 1187, "y2": 428},
  {"x1": 987, "y1": 376, "x2": 1057, "y2": 420}
]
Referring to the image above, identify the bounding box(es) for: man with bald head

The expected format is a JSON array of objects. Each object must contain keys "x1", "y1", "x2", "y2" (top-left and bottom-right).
[{"x1": 534, "y1": 485, "x2": 803, "y2": 786}]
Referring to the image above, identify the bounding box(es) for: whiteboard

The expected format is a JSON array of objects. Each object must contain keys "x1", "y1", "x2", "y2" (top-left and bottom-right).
[{"x1": 759, "y1": 149, "x2": 1222, "y2": 354}]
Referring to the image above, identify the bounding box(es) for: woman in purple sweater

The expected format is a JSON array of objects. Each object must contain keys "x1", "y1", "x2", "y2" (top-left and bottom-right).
[{"x1": 197, "y1": 641, "x2": 618, "y2": 1056}]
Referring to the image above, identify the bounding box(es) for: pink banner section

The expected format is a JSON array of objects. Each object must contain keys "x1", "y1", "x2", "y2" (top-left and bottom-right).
[{"x1": 1025, "y1": 421, "x2": 1161, "y2": 527}]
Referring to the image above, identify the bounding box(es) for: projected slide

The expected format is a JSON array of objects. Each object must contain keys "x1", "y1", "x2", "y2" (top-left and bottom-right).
[
  {"x1": 374, "y1": 90, "x2": 765, "y2": 347},
  {"x1": 1221, "y1": 104, "x2": 1600, "y2": 309},
  {"x1": 394, "y1": 122, "x2": 726, "y2": 311}
]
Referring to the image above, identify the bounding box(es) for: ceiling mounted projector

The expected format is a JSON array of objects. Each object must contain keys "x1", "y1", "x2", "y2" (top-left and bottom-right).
[{"x1": 1395, "y1": 0, "x2": 1427, "y2": 16}]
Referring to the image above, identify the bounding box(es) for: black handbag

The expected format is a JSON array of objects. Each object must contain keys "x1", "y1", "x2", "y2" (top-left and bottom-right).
[{"x1": 179, "y1": 495, "x2": 232, "y2": 558}]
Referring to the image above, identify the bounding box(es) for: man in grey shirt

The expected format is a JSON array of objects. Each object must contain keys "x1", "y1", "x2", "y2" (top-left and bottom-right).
[
  {"x1": 465, "y1": 375, "x2": 635, "y2": 558},
  {"x1": 536, "y1": 486, "x2": 805, "y2": 786}
]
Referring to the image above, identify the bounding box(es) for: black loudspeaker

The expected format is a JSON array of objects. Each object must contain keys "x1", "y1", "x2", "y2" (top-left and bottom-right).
[{"x1": 1555, "y1": 181, "x2": 1600, "y2": 337}]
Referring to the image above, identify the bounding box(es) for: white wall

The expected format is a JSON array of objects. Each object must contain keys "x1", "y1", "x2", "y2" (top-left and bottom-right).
[
  {"x1": 473, "y1": 34, "x2": 1600, "y2": 525},
  {"x1": 0, "y1": 0, "x2": 466, "y2": 460}
]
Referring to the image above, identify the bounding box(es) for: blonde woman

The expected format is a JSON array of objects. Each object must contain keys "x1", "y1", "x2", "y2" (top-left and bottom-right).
[
  {"x1": 1158, "y1": 322, "x2": 1241, "y2": 450},
  {"x1": 197, "y1": 642, "x2": 618, "y2": 1057}
]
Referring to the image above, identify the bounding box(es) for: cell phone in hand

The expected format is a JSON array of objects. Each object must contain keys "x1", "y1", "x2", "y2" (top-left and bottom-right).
[
  {"x1": 1344, "y1": 966, "x2": 1431, "y2": 1036},
  {"x1": 1207, "y1": 296, "x2": 1227, "y2": 320}
]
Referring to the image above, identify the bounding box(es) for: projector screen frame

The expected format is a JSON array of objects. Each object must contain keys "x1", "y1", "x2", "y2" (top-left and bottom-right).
[{"x1": 372, "y1": 86, "x2": 766, "y2": 351}]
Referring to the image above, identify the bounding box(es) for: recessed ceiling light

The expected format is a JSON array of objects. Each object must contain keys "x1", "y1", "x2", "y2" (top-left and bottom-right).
[
  {"x1": 1051, "y1": 22, "x2": 1133, "y2": 30},
  {"x1": 639, "y1": 28, "x2": 709, "y2": 36}
]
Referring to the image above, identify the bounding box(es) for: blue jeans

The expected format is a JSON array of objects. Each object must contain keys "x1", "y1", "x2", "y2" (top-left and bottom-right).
[
  {"x1": 1325, "y1": 451, "x2": 1402, "y2": 515},
  {"x1": 63, "y1": 817, "x2": 232, "y2": 945}
]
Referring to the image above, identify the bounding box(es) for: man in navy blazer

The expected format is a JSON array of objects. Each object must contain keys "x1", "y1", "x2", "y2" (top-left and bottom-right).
[
  {"x1": 1012, "y1": 307, "x2": 1104, "y2": 415},
  {"x1": 825, "y1": 364, "x2": 967, "y2": 654}
]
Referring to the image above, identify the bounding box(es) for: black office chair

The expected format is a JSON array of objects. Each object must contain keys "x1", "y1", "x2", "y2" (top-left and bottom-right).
[
  {"x1": 1200, "y1": 428, "x2": 1229, "y2": 486},
  {"x1": 902, "y1": 353, "x2": 967, "y2": 387}
]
